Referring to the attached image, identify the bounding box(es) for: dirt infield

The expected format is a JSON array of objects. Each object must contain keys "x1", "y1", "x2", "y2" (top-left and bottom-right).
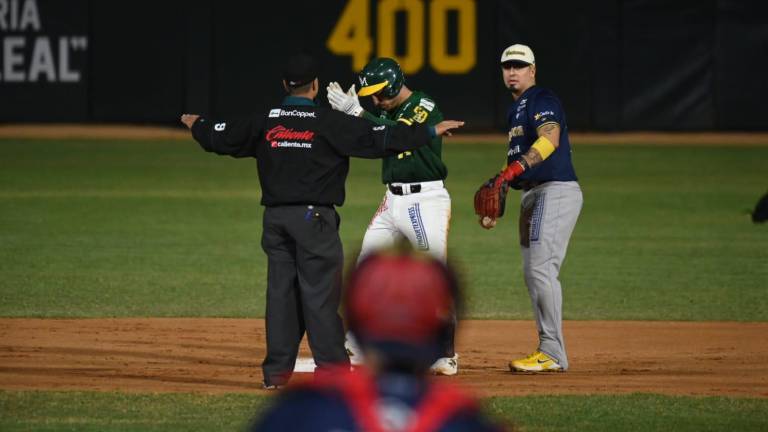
[
  {"x1": 2, "y1": 124, "x2": 768, "y2": 145},
  {"x1": 1, "y1": 319, "x2": 766, "y2": 398}
]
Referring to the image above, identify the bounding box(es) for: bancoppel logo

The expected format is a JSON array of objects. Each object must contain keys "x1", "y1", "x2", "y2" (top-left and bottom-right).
[
  {"x1": 280, "y1": 109, "x2": 316, "y2": 118},
  {"x1": 214, "y1": 122, "x2": 226, "y2": 131},
  {"x1": 534, "y1": 111, "x2": 554, "y2": 121},
  {"x1": 268, "y1": 109, "x2": 316, "y2": 118},
  {"x1": 372, "y1": 125, "x2": 386, "y2": 131}
]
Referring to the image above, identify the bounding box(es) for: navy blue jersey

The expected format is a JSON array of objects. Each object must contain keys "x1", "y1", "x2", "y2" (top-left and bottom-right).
[
  {"x1": 251, "y1": 371, "x2": 504, "y2": 432},
  {"x1": 505, "y1": 86, "x2": 578, "y2": 188}
]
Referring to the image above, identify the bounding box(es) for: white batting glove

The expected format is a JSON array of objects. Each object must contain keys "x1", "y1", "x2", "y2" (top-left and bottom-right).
[
  {"x1": 326, "y1": 82, "x2": 345, "y2": 111},
  {"x1": 326, "y1": 82, "x2": 363, "y2": 116},
  {"x1": 345, "y1": 84, "x2": 363, "y2": 114}
]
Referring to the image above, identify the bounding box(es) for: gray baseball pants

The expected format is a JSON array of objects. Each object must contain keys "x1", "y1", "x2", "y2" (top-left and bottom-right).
[{"x1": 519, "y1": 181, "x2": 582, "y2": 370}]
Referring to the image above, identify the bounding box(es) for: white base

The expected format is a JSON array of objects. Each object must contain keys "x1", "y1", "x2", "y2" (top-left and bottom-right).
[{"x1": 293, "y1": 357, "x2": 317, "y2": 373}]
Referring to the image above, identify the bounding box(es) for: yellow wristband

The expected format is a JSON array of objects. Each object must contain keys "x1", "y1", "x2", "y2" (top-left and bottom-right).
[{"x1": 531, "y1": 136, "x2": 556, "y2": 160}]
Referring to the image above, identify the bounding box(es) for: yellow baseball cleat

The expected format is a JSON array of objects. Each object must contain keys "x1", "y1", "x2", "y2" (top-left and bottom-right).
[{"x1": 509, "y1": 351, "x2": 563, "y2": 372}]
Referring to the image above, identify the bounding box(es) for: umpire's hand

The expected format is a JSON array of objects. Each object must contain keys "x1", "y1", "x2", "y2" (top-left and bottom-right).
[{"x1": 180, "y1": 114, "x2": 200, "y2": 130}]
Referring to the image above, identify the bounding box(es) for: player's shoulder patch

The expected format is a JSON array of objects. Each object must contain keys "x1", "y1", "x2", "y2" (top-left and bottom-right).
[
  {"x1": 411, "y1": 105, "x2": 430, "y2": 123},
  {"x1": 418, "y1": 98, "x2": 436, "y2": 112}
]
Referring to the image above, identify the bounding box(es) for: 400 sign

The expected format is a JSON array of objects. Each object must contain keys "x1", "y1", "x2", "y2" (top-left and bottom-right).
[{"x1": 327, "y1": 0, "x2": 476, "y2": 74}]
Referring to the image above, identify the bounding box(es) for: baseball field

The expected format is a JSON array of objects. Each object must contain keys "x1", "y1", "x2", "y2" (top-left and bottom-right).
[{"x1": 1, "y1": 128, "x2": 767, "y2": 430}]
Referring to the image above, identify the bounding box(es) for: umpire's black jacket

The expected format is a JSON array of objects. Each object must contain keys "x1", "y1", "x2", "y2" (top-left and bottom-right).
[{"x1": 191, "y1": 96, "x2": 433, "y2": 207}]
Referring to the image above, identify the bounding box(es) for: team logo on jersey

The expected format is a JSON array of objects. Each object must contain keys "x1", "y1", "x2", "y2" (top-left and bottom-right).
[
  {"x1": 411, "y1": 106, "x2": 428, "y2": 123},
  {"x1": 508, "y1": 125, "x2": 524, "y2": 139},
  {"x1": 266, "y1": 125, "x2": 314, "y2": 149}
]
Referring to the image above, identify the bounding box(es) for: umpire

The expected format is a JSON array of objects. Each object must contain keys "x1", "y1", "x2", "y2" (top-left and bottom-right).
[{"x1": 180, "y1": 53, "x2": 463, "y2": 389}]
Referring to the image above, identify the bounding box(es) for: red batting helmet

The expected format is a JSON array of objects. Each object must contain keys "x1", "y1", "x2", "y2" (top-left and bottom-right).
[{"x1": 344, "y1": 250, "x2": 459, "y2": 366}]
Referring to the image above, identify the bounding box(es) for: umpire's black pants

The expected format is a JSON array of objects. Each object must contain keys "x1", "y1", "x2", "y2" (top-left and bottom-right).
[{"x1": 260, "y1": 205, "x2": 349, "y2": 386}]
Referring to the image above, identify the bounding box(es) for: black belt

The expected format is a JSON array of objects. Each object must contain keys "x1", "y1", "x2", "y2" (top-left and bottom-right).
[{"x1": 388, "y1": 184, "x2": 421, "y2": 195}]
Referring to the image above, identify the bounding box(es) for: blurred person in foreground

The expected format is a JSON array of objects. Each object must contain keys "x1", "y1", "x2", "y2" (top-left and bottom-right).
[{"x1": 250, "y1": 246, "x2": 507, "y2": 432}]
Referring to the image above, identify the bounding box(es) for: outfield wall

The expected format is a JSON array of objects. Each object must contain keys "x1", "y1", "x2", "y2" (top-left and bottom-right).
[{"x1": 2, "y1": 0, "x2": 767, "y2": 131}]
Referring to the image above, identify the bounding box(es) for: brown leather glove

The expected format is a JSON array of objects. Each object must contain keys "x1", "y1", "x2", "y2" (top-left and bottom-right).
[{"x1": 473, "y1": 175, "x2": 509, "y2": 229}]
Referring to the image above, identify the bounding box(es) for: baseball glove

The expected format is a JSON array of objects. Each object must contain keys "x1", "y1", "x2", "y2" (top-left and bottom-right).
[{"x1": 474, "y1": 175, "x2": 508, "y2": 228}]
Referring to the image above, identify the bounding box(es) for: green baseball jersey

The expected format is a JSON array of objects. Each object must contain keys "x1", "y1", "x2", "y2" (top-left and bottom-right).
[{"x1": 362, "y1": 91, "x2": 447, "y2": 184}]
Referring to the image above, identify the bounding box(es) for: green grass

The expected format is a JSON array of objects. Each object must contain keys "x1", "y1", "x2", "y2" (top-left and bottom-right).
[
  {"x1": 1, "y1": 390, "x2": 767, "y2": 431},
  {"x1": 1, "y1": 139, "x2": 766, "y2": 319},
  {"x1": 486, "y1": 394, "x2": 768, "y2": 431},
  {"x1": 0, "y1": 391, "x2": 268, "y2": 431}
]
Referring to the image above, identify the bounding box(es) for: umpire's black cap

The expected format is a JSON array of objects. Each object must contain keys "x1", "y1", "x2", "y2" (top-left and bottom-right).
[{"x1": 283, "y1": 53, "x2": 318, "y2": 88}]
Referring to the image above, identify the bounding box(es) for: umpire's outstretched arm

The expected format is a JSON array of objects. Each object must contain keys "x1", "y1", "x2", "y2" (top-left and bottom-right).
[
  {"x1": 181, "y1": 113, "x2": 265, "y2": 158},
  {"x1": 320, "y1": 109, "x2": 463, "y2": 158}
]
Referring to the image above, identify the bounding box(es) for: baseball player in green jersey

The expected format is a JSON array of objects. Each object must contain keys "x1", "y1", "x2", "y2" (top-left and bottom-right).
[{"x1": 327, "y1": 57, "x2": 457, "y2": 376}]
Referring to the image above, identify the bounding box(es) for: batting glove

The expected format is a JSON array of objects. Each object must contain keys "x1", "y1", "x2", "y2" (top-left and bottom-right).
[
  {"x1": 327, "y1": 82, "x2": 363, "y2": 117},
  {"x1": 494, "y1": 159, "x2": 528, "y2": 188}
]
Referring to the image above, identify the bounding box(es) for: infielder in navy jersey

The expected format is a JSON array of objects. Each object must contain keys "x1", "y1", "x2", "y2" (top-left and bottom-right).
[{"x1": 485, "y1": 44, "x2": 583, "y2": 372}]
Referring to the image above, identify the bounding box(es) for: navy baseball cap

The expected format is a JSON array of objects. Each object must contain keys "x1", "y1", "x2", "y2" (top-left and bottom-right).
[{"x1": 283, "y1": 53, "x2": 318, "y2": 87}]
